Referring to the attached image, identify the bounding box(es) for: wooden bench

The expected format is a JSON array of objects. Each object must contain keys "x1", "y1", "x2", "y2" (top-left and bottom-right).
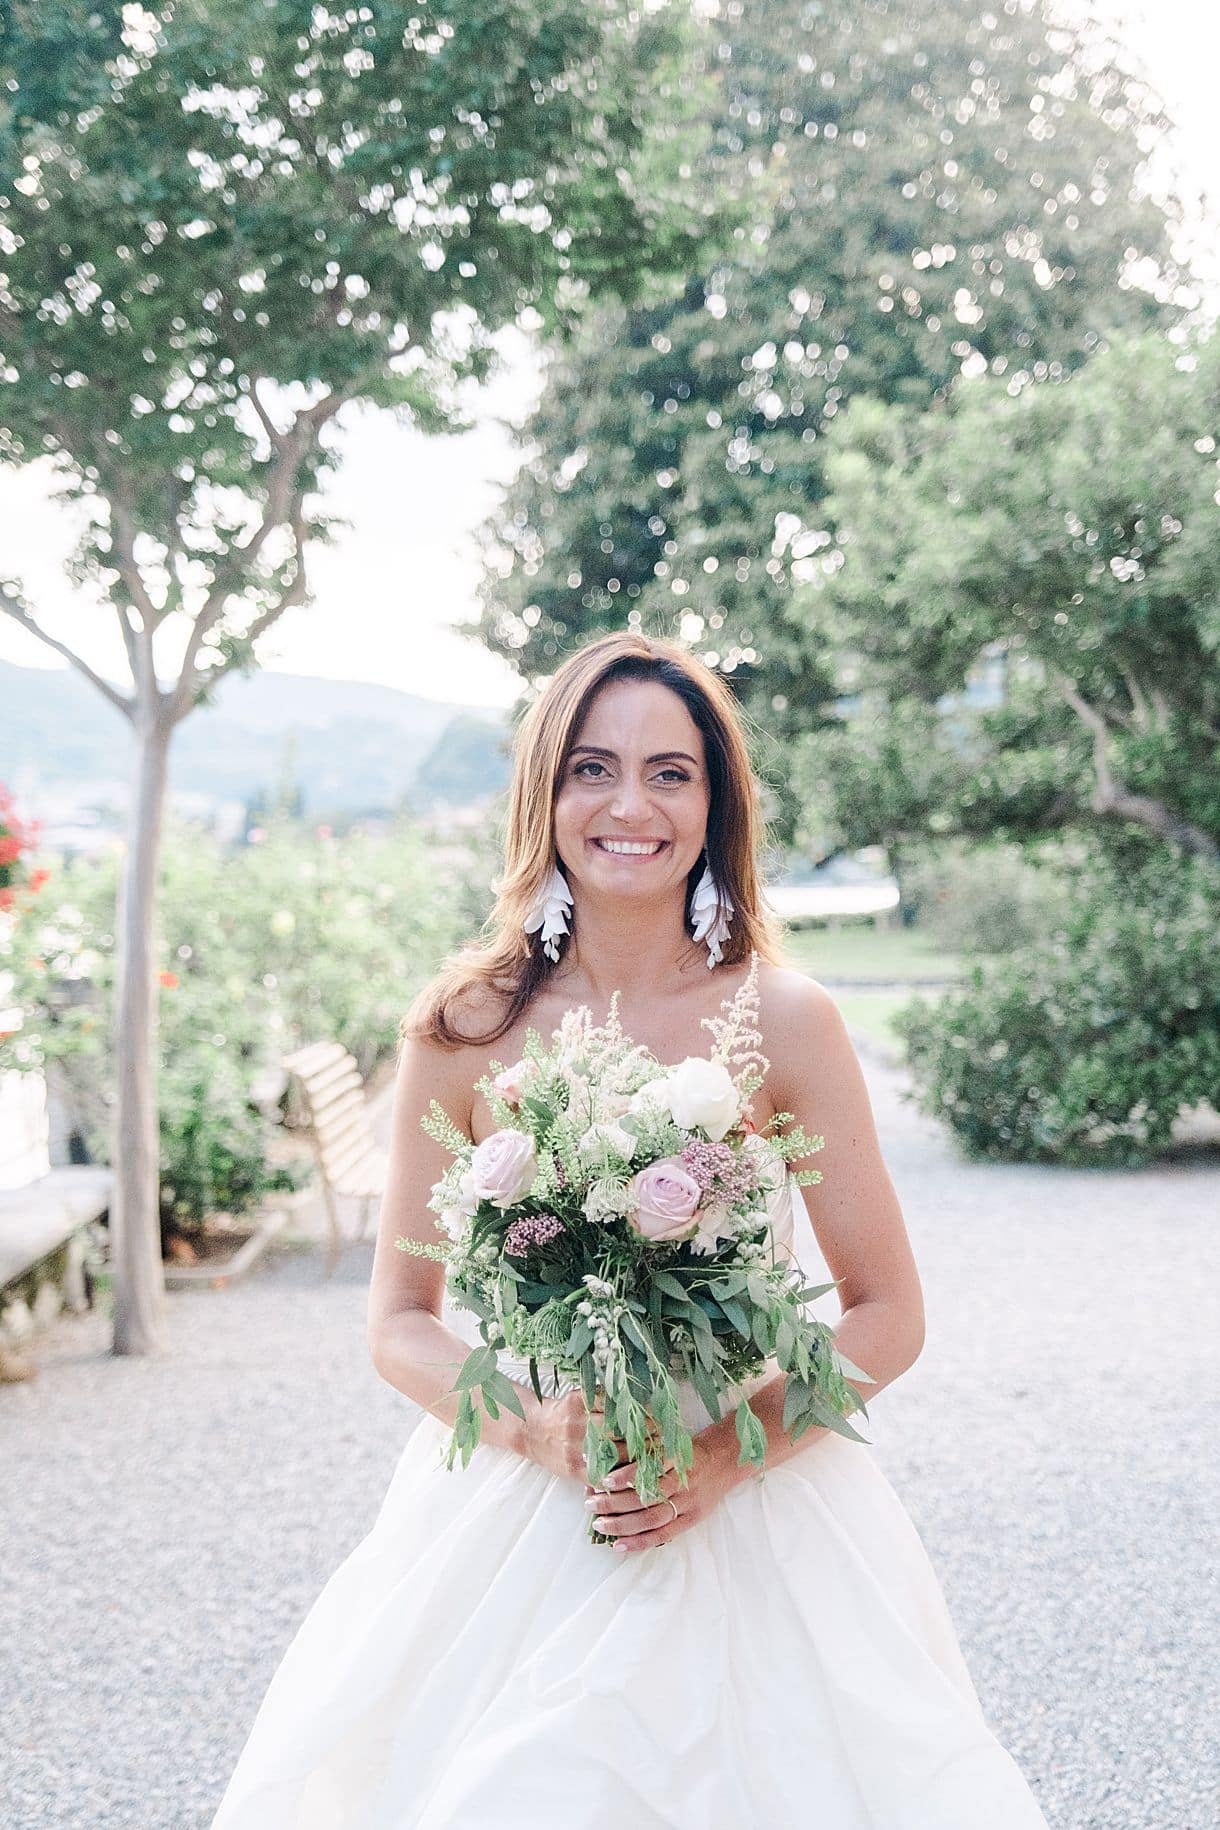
[{"x1": 282, "y1": 1043, "x2": 388, "y2": 1277}]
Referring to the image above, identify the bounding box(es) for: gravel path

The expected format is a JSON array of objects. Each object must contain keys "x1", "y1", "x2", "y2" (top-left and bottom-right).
[{"x1": 1, "y1": 1043, "x2": 1216, "y2": 1830}]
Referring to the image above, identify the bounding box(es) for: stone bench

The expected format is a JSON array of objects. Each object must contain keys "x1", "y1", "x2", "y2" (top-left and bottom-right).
[{"x1": 0, "y1": 1165, "x2": 112, "y2": 1375}]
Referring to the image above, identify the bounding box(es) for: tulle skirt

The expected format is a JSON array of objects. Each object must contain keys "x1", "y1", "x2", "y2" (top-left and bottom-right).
[{"x1": 210, "y1": 1396, "x2": 1049, "y2": 1829}]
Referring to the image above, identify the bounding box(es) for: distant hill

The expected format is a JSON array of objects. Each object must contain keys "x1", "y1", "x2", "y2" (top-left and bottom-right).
[{"x1": 0, "y1": 659, "x2": 512, "y2": 815}]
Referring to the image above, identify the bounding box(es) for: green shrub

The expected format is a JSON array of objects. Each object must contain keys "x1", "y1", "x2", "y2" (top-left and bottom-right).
[
  {"x1": 2, "y1": 813, "x2": 482, "y2": 1228},
  {"x1": 158, "y1": 1053, "x2": 297, "y2": 1228},
  {"x1": 899, "y1": 838, "x2": 1075, "y2": 956},
  {"x1": 895, "y1": 852, "x2": 1220, "y2": 1166}
]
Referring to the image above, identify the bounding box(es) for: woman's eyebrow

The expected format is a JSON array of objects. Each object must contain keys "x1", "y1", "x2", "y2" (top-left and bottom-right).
[{"x1": 570, "y1": 744, "x2": 699, "y2": 766}]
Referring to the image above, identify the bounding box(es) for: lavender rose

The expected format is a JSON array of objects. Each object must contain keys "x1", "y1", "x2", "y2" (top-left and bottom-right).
[
  {"x1": 628, "y1": 1157, "x2": 702, "y2": 1242},
  {"x1": 469, "y1": 1129, "x2": 538, "y2": 1207}
]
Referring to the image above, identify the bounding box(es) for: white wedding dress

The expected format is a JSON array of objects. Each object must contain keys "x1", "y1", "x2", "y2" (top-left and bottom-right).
[{"x1": 211, "y1": 1165, "x2": 1050, "y2": 1829}]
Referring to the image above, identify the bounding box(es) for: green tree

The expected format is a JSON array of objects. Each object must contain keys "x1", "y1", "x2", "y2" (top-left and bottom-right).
[
  {"x1": 796, "y1": 329, "x2": 1219, "y2": 866},
  {"x1": 472, "y1": 0, "x2": 1191, "y2": 802},
  {"x1": 0, "y1": 0, "x2": 719, "y2": 1353}
]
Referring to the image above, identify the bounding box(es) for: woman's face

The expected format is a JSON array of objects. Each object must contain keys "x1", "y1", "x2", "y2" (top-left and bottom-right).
[{"x1": 552, "y1": 677, "x2": 712, "y2": 907}]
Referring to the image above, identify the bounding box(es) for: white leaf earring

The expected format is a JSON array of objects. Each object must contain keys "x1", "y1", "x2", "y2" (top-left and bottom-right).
[
  {"x1": 523, "y1": 861, "x2": 573, "y2": 963},
  {"x1": 690, "y1": 854, "x2": 734, "y2": 969}
]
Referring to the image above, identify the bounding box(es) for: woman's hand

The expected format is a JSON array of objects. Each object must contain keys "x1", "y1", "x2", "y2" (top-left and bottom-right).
[
  {"x1": 582, "y1": 1426, "x2": 742, "y2": 1552},
  {"x1": 524, "y1": 1388, "x2": 606, "y2": 1483}
]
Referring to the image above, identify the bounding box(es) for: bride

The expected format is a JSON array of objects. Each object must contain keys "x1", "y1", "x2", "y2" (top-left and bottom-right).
[{"x1": 211, "y1": 632, "x2": 1050, "y2": 1828}]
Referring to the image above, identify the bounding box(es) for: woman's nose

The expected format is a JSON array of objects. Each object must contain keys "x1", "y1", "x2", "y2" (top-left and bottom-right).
[{"x1": 608, "y1": 776, "x2": 650, "y2": 821}]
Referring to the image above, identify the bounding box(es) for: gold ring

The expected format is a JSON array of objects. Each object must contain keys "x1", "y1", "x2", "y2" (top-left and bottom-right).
[{"x1": 665, "y1": 1497, "x2": 679, "y2": 1524}]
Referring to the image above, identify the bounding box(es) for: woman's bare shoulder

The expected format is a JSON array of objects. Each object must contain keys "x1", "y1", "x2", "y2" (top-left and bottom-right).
[{"x1": 754, "y1": 961, "x2": 851, "y2": 1081}]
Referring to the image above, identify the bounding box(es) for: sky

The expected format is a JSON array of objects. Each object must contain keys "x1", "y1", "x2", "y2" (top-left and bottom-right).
[{"x1": 1, "y1": 0, "x2": 1216, "y2": 713}]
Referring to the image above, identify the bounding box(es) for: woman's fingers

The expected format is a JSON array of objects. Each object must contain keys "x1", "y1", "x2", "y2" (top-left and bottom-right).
[{"x1": 585, "y1": 1463, "x2": 677, "y2": 1506}]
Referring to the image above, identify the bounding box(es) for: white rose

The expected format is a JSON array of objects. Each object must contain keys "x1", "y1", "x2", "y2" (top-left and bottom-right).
[
  {"x1": 578, "y1": 1120, "x2": 638, "y2": 1165},
  {"x1": 628, "y1": 1076, "x2": 674, "y2": 1118},
  {"x1": 664, "y1": 1057, "x2": 740, "y2": 1142}
]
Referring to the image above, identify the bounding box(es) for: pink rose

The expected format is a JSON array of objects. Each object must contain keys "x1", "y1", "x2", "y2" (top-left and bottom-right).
[
  {"x1": 628, "y1": 1157, "x2": 702, "y2": 1242},
  {"x1": 469, "y1": 1129, "x2": 538, "y2": 1207},
  {"x1": 492, "y1": 1058, "x2": 533, "y2": 1107}
]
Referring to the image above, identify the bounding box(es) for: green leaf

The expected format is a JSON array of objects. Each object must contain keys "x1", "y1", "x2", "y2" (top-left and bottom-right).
[
  {"x1": 708, "y1": 1273, "x2": 749, "y2": 1298},
  {"x1": 566, "y1": 1317, "x2": 594, "y2": 1360},
  {"x1": 453, "y1": 1344, "x2": 498, "y2": 1391},
  {"x1": 795, "y1": 1281, "x2": 840, "y2": 1304},
  {"x1": 717, "y1": 1294, "x2": 751, "y2": 1335},
  {"x1": 652, "y1": 1270, "x2": 693, "y2": 1299},
  {"x1": 690, "y1": 1358, "x2": 723, "y2": 1424},
  {"x1": 734, "y1": 1399, "x2": 768, "y2": 1467},
  {"x1": 620, "y1": 1310, "x2": 655, "y2": 1361},
  {"x1": 483, "y1": 1371, "x2": 527, "y2": 1420}
]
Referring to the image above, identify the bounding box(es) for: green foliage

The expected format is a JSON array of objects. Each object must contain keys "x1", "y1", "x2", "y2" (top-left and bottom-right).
[
  {"x1": 472, "y1": 0, "x2": 1185, "y2": 815},
  {"x1": 895, "y1": 852, "x2": 1220, "y2": 1166},
  {"x1": 1, "y1": 814, "x2": 474, "y2": 1220},
  {"x1": 808, "y1": 331, "x2": 1220, "y2": 859},
  {"x1": 898, "y1": 839, "x2": 1075, "y2": 956},
  {"x1": 158, "y1": 1051, "x2": 293, "y2": 1225},
  {"x1": 1, "y1": 0, "x2": 723, "y2": 702}
]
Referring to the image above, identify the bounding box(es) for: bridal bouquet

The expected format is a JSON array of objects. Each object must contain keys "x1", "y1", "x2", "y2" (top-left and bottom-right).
[{"x1": 396, "y1": 954, "x2": 873, "y2": 1537}]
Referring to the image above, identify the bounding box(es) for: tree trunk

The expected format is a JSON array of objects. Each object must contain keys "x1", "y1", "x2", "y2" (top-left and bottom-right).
[{"x1": 111, "y1": 713, "x2": 172, "y2": 1356}]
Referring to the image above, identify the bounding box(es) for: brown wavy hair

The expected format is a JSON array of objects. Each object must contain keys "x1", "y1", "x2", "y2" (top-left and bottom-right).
[{"x1": 400, "y1": 631, "x2": 784, "y2": 1051}]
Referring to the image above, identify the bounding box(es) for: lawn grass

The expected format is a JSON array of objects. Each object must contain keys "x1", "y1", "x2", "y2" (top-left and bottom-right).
[
  {"x1": 781, "y1": 923, "x2": 963, "y2": 985},
  {"x1": 830, "y1": 989, "x2": 925, "y2": 1051}
]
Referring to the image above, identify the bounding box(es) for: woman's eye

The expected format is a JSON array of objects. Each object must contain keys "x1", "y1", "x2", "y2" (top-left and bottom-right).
[{"x1": 571, "y1": 760, "x2": 690, "y2": 784}]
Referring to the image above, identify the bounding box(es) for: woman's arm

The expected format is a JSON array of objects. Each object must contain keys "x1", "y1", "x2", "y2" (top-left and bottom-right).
[
  {"x1": 366, "y1": 1030, "x2": 540, "y2": 1457},
  {"x1": 699, "y1": 970, "x2": 926, "y2": 1483},
  {"x1": 368, "y1": 1022, "x2": 628, "y2": 1484}
]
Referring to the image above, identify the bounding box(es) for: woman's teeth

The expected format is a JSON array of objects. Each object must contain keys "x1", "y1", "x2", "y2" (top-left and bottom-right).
[{"x1": 592, "y1": 839, "x2": 666, "y2": 856}]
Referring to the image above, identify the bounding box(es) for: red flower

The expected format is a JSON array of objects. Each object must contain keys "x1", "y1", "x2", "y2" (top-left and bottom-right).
[
  {"x1": 159, "y1": 970, "x2": 179, "y2": 989},
  {"x1": 0, "y1": 836, "x2": 20, "y2": 866}
]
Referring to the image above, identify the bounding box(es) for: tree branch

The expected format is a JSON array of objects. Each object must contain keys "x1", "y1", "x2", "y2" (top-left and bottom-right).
[
  {"x1": 1058, "y1": 676, "x2": 1218, "y2": 861},
  {"x1": 0, "y1": 581, "x2": 134, "y2": 721},
  {"x1": 168, "y1": 372, "x2": 372, "y2": 722},
  {"x1": 246, "y1": 375, "x2": 284, "y2": 454},
  {"x1": 1116, "y1": 660, "x2": 1151, "y2": 729},
  {"x1": 169, "y1": 501, "x2": 312, "y2": 722}
]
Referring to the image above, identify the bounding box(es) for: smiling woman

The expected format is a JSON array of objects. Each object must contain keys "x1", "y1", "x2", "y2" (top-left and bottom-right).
[
  {"x1": 400, "y1": 631, "x2": 784, "y2": 1052},
  {"x1": 209, "y1": 631, "x2": 1052, "y2": 1829}
]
